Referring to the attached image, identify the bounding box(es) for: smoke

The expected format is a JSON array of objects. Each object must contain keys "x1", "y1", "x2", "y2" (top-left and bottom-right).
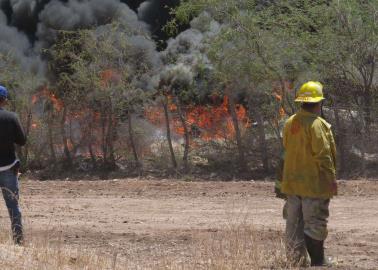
[
  {"x1": 137, "y1": 0, "x2": 181, "y2": 47},
  {"x1": 0, "y1": 7, "x2": 44, "y2": 76},
  {"x1": 0, "y1": 8, "x2": 5, "y2": 23},
  {"x1": 36, "y1": 0, "x2": 148, "y2": 48},
  {"x1": 162, "y1": 12, "x2": 221, "y2": 66},
  {"x1": 160, "y1": 63, "x2": 194, "y2": 92},
  {"x1": 0, "y1": 0, "x2": 176, "y2": 78},
  {"x1": 158, "y1": 12, "x2": 222, "y2": 98}
]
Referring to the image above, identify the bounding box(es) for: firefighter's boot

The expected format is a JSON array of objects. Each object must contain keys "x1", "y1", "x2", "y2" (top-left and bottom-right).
[{"x1": 304, "y1": 234, "x2": 334, "y2": 267}]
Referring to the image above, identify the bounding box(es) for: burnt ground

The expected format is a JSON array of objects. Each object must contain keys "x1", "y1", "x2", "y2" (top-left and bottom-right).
[{"x1": 0, "y1": 179, "x2": 377, "y2": 269}]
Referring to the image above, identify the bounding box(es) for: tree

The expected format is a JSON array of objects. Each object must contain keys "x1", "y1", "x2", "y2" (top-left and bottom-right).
[
  {"x1": 47, "y1": 31, "x2": 86, "y2": 168},
  {"x1": 315, "y1": 0, "x2": 378, "y2": 176},
  {"x1": 68, "y1": 24, "x2": 158, "y2": 170},
  {"x1": 159, "y1": 64, "x2": 195, "y2": 172}
]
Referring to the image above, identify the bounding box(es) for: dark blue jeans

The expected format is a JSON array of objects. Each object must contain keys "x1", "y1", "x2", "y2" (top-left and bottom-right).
[{"x1": 0, "y1": 169, "x2": 23, "y2": 243}]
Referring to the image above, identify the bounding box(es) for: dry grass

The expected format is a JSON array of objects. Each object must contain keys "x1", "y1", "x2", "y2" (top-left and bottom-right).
[
  {"x1": 0, "y1": 224, "x2": 295, "y2": 270},
  {"x1": 149, "y1": 225, "x2": 293, "y2": 270},
  {"x1": 0, "y1": 234, "x2": 122, "y2": 270},
  {"x1": 0, "y1": 198, "x2": 294, "y2": 270}
]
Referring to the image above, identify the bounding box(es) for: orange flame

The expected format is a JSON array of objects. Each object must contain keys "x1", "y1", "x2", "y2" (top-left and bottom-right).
[
  {"x1": 32, "y1": 87, "x2": 64, "y2": 111},
  {"x1": 274, "y1": 92, "x2": 282, "y2": 102},
  {"x1": 145, "y1": 96, "x2": 250, "y2": 141},
  {"x1": 100, "y1": 69, "x2": 121, "y2": 88}
]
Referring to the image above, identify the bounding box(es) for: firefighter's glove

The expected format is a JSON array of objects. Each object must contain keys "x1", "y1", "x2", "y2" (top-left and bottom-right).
[{"x1": 275, "y1": 186, "x2": 287, "y2": 199}]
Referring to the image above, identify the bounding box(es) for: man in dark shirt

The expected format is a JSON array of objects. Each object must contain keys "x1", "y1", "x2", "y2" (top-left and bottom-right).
[{"x1": 0, "y1": 85, "x2": 26, "y2": 245}]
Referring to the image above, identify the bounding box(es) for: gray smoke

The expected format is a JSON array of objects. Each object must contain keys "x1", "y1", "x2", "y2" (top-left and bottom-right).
[
  {"x1": 36, "y1": 0, "x2": 148, "y2": 48},
  {"x1": 161, "y1": 12, "x2": 221, "y2": 67},
  {"x1": 9, "y1": 0, "x2": 36, "y2": 22},
  {"x1": 0, "y1": 0, "x2": 153, "y2": 79},
  {"x1": 160, "y1": 63, "x2": 194, "y2": 91},
  {"x1": 158, "y1": 12, "x2": 222, "y2": 97},
  {"x1": 137, "y1": 0, "x2": 154, "y2": 20},
  {"x1": 89, "y1": 21, "x2": 161, "y2": 92},
  {"x1": 0, "y1": 9, "x2": 6, "y2": 24},
  {"x1": 0, "y1": 8, "x2": 44, "y2": 76}
]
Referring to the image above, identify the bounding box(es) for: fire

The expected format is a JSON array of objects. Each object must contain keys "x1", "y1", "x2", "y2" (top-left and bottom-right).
[
  {"x1": 100, "y1": 69, "x2": 121, "y2": 88},
  {"x1": 146, "y1": 96, "x2": 250, "y2": 141},
  {"x1": 32, "y1": 95, "x2": 38, "y2": 104},
  {"x1": 32, "y1": 87, "x2": 63, "y2": 111},
  {"x1": 274, "y1": 92, "x2": 282, "y2": 102},
  {"x1": 183, "y1": 96, "x2": 250, "y2": 141}
]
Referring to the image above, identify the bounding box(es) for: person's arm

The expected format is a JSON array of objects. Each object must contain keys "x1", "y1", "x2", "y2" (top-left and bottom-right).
[
  {"x1": 13, "y1": 114, "x2": 27, "y2": 146},
  {"x1": 329, "y1": 130, "x2": 337, "y2": 170},
  {"x1": 310, "y1": 120, "x2": 336, "y2": 185},
  {"x1": 275, "y1": 123, "x2": 288, "y2": 199}
]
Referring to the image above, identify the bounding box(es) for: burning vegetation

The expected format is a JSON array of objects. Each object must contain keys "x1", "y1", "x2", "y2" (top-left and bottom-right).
[{"x1": 146, "y1": 95, "x2": 250, "y2": 141}]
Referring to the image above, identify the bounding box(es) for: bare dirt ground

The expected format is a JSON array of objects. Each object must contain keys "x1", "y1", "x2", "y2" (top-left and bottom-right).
[{"x1": 0, "y1": 178, "x2": 377, "y2": 269}]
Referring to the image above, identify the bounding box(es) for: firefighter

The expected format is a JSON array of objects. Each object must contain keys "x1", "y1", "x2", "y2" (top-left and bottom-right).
[
  {"x1": 278, "y1": 81, "x2": 337, "y2": 266},
  {"x1": 0, "y1": 86, "x2": 26, "y2": 245}
]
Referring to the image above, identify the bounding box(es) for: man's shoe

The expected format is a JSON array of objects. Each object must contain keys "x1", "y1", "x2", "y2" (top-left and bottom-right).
[
  {"x1": 12, "y1": 226, "x2": 24, "y2": 246},
  {"x1": 13, "y1": 232, "x2": 24, "y2": 245}
]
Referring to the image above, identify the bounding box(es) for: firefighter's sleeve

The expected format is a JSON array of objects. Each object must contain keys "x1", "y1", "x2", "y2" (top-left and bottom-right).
[
  {"x1": 283, "y1": 122, "x2": 288, "y2": 150},
  {"x1": 310, "y1": 120, "x2": 336, "y2": 184},
  {"x1": 329, "y1": 130, "x2": 337, "y2": 170},
  {"x1": 275, "y1": 123, "x2": 288, "y2": 199}
]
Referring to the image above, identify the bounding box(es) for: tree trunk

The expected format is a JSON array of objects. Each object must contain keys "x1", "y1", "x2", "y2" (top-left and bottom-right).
[
  {"x1": 253, "y1": 107, "x2": 269, "y2": 172},
  {"x1": 100, "y1": 110, "x2": 108, "y2": 165},
  {"x1": 46, "y1": 108, "x2": 56, "y2": 164},
  {"x1": 87, "y1": 113, "x2": 97, "y2": 169},
  {"x1": 47, "y1": 114, "x2": 56, "y2": 163},
  {"x1": 175, "y1": 98, "x2": 190, "y2": 173},
  {"x1": 20, "y1": 110, "x2": 33, "y2": 166},
  {"x1": 105, "y1": 109, "x2": 116, "y2": 169},
  {"x1": 362, "y1": 90, "x2": 372, "y2": 137},
  {"x1": 127, "y1": 111, "x2": 140, "y2": 167},
  {"x1": 351, "y1": 103, "x2": 367, "y2": 177},
  {"x1": 227, "y1": 94, "x2": 247, "y2": 172},
  {"x1": 333, "y1": 106, "x2": 346, "y2": 177},
  {"x1": 61, "y1": 106, "x2": 72, "y2": 167},
  {"x1": 162, "y1": 96, "x2": 177, "y2": 169},
  {"x1": 88, "y1": 143, "x2": 97, "y2": 169}
]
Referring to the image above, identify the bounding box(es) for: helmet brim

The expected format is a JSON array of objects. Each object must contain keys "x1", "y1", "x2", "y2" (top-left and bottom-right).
[{"x1": 294, "y1": 96, "x2": 325, "y2": 103}]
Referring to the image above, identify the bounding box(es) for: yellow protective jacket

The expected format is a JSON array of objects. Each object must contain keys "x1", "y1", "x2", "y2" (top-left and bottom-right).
[{"x1": 282, "y1": 109, "x2": 337, "y2": 199}]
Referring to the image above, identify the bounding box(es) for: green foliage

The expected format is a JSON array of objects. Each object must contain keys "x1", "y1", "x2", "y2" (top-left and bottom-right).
[{"x1": 167, "y1": 0, "x2": 378, "y2": 176}]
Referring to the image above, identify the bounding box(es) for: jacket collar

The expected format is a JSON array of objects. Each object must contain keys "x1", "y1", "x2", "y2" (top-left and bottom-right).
[{"x1": 298, "y1": 108, "x2": 318, "y2": 118}]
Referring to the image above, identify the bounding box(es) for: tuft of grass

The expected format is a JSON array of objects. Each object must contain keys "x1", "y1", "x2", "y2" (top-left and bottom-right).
[{"x1": 0, "y1": 239, "x2": 124, "y2": 270}]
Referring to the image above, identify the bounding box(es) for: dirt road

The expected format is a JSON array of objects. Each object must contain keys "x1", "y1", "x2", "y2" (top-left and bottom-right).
[{"x1": 0, "y1": 179, "x2": 377, "y2": 269}]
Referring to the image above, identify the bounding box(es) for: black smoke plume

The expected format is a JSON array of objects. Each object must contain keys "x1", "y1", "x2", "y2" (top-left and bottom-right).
[{"x1": 0, "y1": 0, "x2": 179, "y2": 75}]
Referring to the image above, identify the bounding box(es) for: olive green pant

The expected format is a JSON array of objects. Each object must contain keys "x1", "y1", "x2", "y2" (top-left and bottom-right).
[{"x1": 284, "y1": 195, "x2": 330, "y2": 264}]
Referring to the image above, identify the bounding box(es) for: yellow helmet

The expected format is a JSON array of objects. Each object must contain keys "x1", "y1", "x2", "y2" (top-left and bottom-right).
[{"x1": 295, "y1": 81, "x2": 325, "y2": 103}]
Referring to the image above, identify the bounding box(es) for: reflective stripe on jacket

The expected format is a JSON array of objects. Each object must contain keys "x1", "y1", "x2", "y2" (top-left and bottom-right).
[{"x1": 282, "y1": 109, "x2": 337, "y2": 199}]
